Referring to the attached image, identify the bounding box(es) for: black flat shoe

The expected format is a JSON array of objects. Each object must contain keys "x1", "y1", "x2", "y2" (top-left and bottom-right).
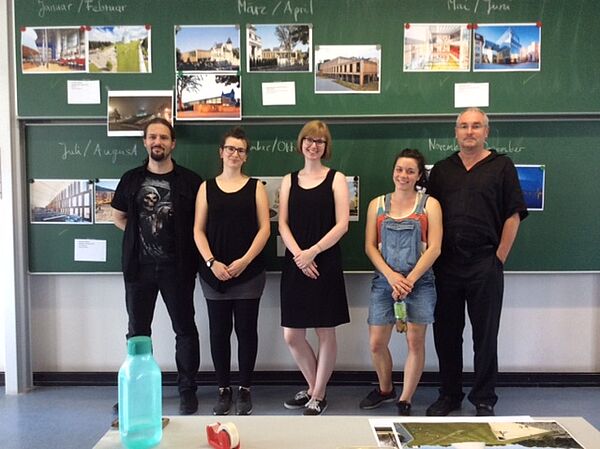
[{"x1": 396, "y1": 400, "x2": 411, "y2": 416}]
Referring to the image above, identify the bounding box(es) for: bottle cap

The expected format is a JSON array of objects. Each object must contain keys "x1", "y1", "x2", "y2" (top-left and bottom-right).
[{"x1": 127, "y1": 336, "x2": 153, "y2": 356}]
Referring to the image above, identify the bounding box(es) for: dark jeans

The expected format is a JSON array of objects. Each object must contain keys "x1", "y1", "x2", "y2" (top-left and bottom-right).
[
  {"x1": 125, "y1": 263, "x2": 199, "y2": 393},
  {"x1": 206, "y1": 298, "x2": 260, "y2": 388},
  {"x1": 433, "y1": 254, "x2": 504, "y2": 406}
]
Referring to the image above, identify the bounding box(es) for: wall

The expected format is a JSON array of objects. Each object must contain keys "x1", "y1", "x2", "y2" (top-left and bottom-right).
[{"x1": 29, "y1": 272, "x2": 600, "y2": 373}]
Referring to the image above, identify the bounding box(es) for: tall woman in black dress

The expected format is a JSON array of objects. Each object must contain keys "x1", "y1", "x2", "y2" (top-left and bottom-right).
[
  {"x1": 278, "y1": 120, "x2": 350, "y2": 416},
  {"x1": 194, "y1": 127, "x2": 270, "y2": 416}
]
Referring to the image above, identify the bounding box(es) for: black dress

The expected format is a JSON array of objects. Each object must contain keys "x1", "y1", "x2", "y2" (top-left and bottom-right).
[{"x1": 280, "y1": 169, "x2": 350, "y2": 328}]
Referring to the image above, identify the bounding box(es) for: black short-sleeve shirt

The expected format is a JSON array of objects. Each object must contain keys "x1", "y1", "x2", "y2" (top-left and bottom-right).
[{"x1": 427, "y1": 150, "x2": 528, "y2": 261}]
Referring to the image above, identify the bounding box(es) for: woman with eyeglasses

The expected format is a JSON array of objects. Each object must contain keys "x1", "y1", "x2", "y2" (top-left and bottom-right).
[
  {"x1": 193, "y1": 127, "x2": 270, "y2": 416},
  {"x1": 278, "y1": 120, "x2": 350, "y2": 416}
]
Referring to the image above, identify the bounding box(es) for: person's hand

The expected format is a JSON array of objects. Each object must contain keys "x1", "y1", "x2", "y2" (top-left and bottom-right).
[
  {"x1": 211, "y1": 261, "x2": 232, "y2": 281},
  {"x1": 386, "y1": 271, "x2": 413, "y2": 298},
  {"x1": 227, "y1": 257, "x2": 250, "y2": 278},
  {"x1": 300, "y1": 261, "x2": 319, "y2": 279},
  {"x1": 293, "y1": 247, "x2": 318, "y2": 271}
]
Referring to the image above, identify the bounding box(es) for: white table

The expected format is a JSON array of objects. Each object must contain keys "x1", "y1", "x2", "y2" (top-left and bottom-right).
[{"x1": 93, "y1": 415, "x2": 600, "y2": 449}]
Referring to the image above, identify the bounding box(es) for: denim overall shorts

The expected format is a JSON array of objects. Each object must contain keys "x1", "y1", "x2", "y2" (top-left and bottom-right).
[{"x1": 368, "y1": 192, "x2": 437, "y2": 325}]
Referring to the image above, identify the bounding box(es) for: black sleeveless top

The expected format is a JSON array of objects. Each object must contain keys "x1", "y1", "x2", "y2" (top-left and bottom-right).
[
  {"x1": 280, "y1": 169, "x2": 349, "y2": 328},
  {"x1": 198, "y1": 177, "x2": 265, "y2": 291}
]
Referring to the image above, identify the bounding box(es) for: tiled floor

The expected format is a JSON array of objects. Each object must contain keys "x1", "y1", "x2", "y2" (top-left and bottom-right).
[{"x1": 1, "y1": 385, "x2": 599, "y2": 449}]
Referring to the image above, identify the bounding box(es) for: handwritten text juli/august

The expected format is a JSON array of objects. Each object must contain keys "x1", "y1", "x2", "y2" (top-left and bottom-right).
[
  {"x1": 238, "y1": 0, "x2": 313, "y2": 21},
  {"x1": 37, "y1": 0, "x2": 127, "y2": 18},
  {"x1": 59, "y1": 140, "x2": 138, "y2": 164},
  {"x1": 447, "y1": 0, "x2": 512, "y2": 15}
]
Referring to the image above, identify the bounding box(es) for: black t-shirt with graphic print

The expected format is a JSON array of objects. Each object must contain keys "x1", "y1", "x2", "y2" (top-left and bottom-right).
[{"x1": 135, "y1": 171, "x2": 176, "y2": 264}]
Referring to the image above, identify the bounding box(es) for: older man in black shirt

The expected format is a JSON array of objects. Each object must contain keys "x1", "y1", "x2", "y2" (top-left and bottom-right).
[{"x1": 426, "y1": 108, "x2": 528, "y2": 417}]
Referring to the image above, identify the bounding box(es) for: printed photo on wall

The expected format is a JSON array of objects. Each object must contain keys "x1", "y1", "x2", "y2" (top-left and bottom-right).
[
  {"x1": 314, "y1": 45, "x2": 381, "y2": 94},
  {"x1": 88, "y1": 26, "x2": 151, "y2": 73},
  {"x1": 258, "y1": 176, "x2": 283, "y2": 222},
  {"x1": 21, "y1": 26, "x2": 87, "y2": 74},
  {"x1": 403, "y1": 23, "x2": 471, "y2": 72},
  {"x1": 175, "y1": 25, "x2": 240, "y2": 72},
  {"x1": 107, "y1": 90, "x2": 173, "y2": 136},
  {"x1": 246, "y1": 24, "x2": 312, "y2": 73},
  {"x1": 473, "y1": 23, "x2": 541, "y2": 72},
  {"x1": 516, "y1": 164, "x2": 545, "y2": 211},
  {"x1": 94, "y1": 179, "x2": 120, "y2": 224},
  {"x1": 258, "y1": 175, "x2": 359, "y2": 222},
  {"x1": 176, "y1": 73, "x2": 241, "y2": 121},
  {"x1": 347, "y1": 175, "x2": 360, "y2": 221},
  {"x1": 30, "y1": 179, "x2": 93, "y2": 224}
]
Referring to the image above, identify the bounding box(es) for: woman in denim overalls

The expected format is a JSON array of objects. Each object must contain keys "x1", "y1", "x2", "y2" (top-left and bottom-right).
[{"x1": 360, "y1": 149, "x2": 443, "y2": 415}]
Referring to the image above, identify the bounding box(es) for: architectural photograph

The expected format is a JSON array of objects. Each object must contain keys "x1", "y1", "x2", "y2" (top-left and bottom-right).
[
  {"x1": 516, "y1": 164, "x2": 545, "y2": 210},
  {"x1": 175, "y1": 25, "x2": 240, "y2": 71},
  {"x1": 473, "y1": 23, "x2": 541, "y2": 71},
  {"x1": 403, "y1": 23, "x2": 471, "y2": 72},
  {"x1": 94, "y1": 179, "x2": 119, "y2": 223},
  {"x1": 30, "y1": 179, "x2": 93, "y2": 224},
  {"x1": 21, "y1": 26, "x2": 87, "y2": 73},
  {"x1": 107, "y1": 90, "x2": 173, "y2": 136},
  {"x1": 175, "y1": 73, "x2": 241, "y2": 120},
  {"x1": 315, "y1": 44, "x2": 380, "y2": 93},
  {"x1": 88, "y1": 26, "x2": 151, "y2": 73},
  {"x1": 247, "y1": 24, "x2": 311, "y2": 72}
]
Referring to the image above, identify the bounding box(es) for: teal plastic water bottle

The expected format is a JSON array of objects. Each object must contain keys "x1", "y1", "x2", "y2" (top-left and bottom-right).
[{"x1": 118, "y1": 336, "x2": 162, "y2": 449}]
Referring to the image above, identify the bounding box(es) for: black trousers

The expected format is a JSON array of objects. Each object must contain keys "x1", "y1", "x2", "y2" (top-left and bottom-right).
[
  {"x1": 206, "y1": 298, "x2": 261, "y2": 388},
  {"x1": 125, "y1": 264, "x2": 199, "y2": 393},
  {"x1": 433, "y1": 254, "x2": 504, "y2": 406}
]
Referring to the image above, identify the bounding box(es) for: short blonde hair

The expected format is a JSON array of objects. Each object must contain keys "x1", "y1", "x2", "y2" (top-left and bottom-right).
[{"x1": 296, "y1": 120, "x2": 332, "y2": 160}]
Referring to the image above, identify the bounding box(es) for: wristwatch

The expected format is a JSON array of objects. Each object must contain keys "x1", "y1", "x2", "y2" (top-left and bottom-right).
[{"x1": 206, "y1": 257, "x2": 215, "y2": 268}]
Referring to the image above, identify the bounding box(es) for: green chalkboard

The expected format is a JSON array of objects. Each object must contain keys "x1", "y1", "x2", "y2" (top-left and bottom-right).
[
  {"x1": 25, "y1": 120, "x2": 600, "y2": 273},
  {"x1": 14, "y1": 0, "x2": 600, "y2": 118}
]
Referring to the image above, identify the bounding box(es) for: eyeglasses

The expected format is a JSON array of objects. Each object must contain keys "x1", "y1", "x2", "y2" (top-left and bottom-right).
[
  {"x1": 456, "y1": 123, "x2": 486, "y2": 131},
  {"x1": 222, "y1": 145, "x2": 248, "y2": 156},
  {"x1": 303, "y1": 137, "x2": 327, "y2": 147}
]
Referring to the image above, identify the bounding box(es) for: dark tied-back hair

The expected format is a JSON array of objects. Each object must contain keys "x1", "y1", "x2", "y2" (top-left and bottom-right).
[
  {"x1": 220, "y1": 126, "x2": 251, "y2": 150},
  {"x1": 143, "y1": 117, "x2": 176, "y2": 140},
  {"x1": 394, "y1": 148, "x2": 428, "y2": 190}
]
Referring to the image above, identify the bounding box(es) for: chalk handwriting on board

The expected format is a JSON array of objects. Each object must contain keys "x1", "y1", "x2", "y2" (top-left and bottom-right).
[
  {"x1": 238, "y1": 0, "x2": 313, "y2": 21},
  {"x1": 447, "y1": 0, "x2": 512, "y2": 14},
  {"x1": 250, "y1": 138, "x2": 296, "y2": 154},
  {"x1": 428, "y1": 138, "x2": 524, "y2": 153},
  {"x1": 37, "y1": 0, "x2": 127, "y2": 17},
  {"x1": 59, "y1": 140, "x2": 138, "y2": 163}
]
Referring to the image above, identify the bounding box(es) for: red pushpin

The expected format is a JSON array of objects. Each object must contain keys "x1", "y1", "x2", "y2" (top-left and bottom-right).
[
  {"x1": 207, "y1": 422, "x2": 241, "y2": 449},
  {"x1": 405, "y1": 23, "x2": 411, "y2": 29}
]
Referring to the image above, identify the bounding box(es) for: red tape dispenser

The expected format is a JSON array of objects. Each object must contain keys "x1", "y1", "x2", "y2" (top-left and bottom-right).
[{"x1": 206, "y1": 422, "x2": 240, "y2": 449}]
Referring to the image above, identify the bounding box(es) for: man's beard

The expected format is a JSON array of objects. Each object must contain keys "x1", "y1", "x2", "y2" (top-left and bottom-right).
[{"x1": 150, "y1": 147, "x2": 166, "y2": 161}]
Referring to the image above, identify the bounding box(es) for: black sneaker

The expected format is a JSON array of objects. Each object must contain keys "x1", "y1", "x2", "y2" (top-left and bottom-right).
[
  {"x1": 179, "y1": 390, "x2": 198, "y2": 415},
  {"x1": 213, "y1": 387, "x2": 233, "y2": 415},
  {"x1": 475, "y1": 403, "x2": 495, "y2": 416},
  {"x1": 283, "y1": 390, "x2": 311, "y2": 409},
  {"x1": 236, "y1": 387, "x2": 253, "y2": 415},
  {"x1": 426, "y1": 396, "x2": 461, "y2": 416},
  {"x1": 396, "y1": 400, "x2": 411, "y2": 416},
  {"x1": 303, "y1": 397, "x2": 328, "y2": 416},
  {"x1": 359, "y1": 387, "x2": 397, "y2": 410}
]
